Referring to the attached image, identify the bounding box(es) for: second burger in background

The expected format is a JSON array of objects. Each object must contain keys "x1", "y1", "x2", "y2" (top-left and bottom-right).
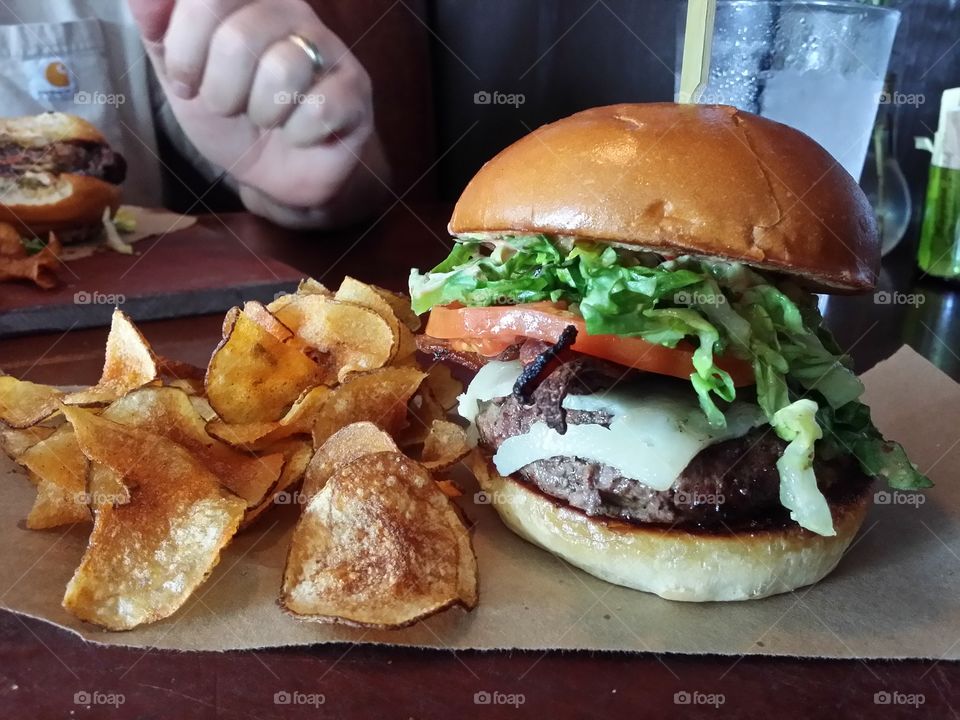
[
  {"x1": 0, "y1": 112, "x2": 126, "y2": 244},
  {"x1": 410, "y1": 103, "x2": 930, "y2": 602}
]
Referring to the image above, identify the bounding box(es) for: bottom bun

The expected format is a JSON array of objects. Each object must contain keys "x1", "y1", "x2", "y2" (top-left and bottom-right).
[
  {"x1": 0, "y1": 173, "x2": 119, "y2": 241},
  {"x1": 470, "y1": 454, "x2": 870, "y2": 602}
]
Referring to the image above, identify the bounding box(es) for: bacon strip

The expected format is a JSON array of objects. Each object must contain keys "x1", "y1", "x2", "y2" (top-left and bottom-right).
[
  {"x1": 415, "y1": 334, "x2": 519, "y2": 372},
  {"x1": 511, "y1": 325, "x2": 578, "y2": 406}
]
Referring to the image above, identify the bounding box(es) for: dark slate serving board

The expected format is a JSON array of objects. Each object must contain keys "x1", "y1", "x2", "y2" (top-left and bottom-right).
[{"x1": 0, "y1": 219, "x2": 302, "y2": 337}]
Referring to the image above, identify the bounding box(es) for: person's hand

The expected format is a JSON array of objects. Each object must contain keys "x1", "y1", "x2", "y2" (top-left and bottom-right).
[{"x1": 127, "y1": 0, "x2": 389, "y2": 227}]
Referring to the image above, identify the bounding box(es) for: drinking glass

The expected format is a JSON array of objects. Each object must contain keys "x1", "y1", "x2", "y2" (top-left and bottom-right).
[{"x1": 676, "y1": 1, "x2": 901, "y2": 180}]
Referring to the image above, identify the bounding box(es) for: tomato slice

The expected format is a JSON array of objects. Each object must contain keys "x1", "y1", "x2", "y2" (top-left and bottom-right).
[{"x1": 425, "y1": 303, "x2": 755, "y2": 387}]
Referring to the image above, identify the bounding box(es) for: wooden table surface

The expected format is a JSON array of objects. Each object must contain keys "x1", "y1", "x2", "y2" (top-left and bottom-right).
[{"x1": 1, "y1": 207, "x2": 957, "y2": 719}]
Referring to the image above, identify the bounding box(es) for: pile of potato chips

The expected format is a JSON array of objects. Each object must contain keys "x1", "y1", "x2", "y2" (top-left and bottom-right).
[
  {"x1": 0, "y1": 277, "x2": 477, "y2": 631},
  {"x1": 0, "y1": 223, "x2": 62, "y2": 289}
]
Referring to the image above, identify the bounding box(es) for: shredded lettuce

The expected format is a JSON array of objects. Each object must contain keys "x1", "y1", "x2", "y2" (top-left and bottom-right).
[
  {"x1": 411, "y1": 237, "x2": 736, "y2": 425},
  {"x1": 409, "y1": 234, "x2": 932, "y2": 533},
  {"x1": 20, "y1": 236, "x2": 46, "y2": 255},
  {"x1": 773, "y1": 399, "x2": 835, "y2": 535},
  {"x1": 102, "y1": 207, "x2": 133, "y2": 255},
  {"x1": 112, "y1": 206, "x2": 137, "y2": 233},
  {"x1": 817, "y1": 399, "x2": 931, "y2": 491}
]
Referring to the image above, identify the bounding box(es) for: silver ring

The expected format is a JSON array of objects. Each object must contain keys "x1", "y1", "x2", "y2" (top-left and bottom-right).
[{"x1": 288, "y1": 34, "x2": 326, "y2": 77}]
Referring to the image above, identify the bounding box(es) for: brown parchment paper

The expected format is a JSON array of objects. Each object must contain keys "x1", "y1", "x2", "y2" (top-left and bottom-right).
[
  {"x1": 60, "y1": 207, "x2": 198, "y2": 262},
  {"x1": 1, "y1": 345, "x2": 958, "y2": 658}
]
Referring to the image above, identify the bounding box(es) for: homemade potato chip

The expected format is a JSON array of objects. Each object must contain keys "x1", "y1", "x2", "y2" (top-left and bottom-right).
[
  {"x1": 434, "y1": 479, "x2": 463, "y2": 498},
  {"x1": 311, "y1": 366, "x2": 426, "y2": 447},
  {"x1": 274, "y1": 295, "x2": 397, "y2": 381},
  {"x1": 1, "y1": 275, "x2": 474, "y2": 631},
  {"x1": 156, "y1": 356, "x2": 205, "y2": 382},
  {"x1": 206, "y1": 385, "x2": 332, "y2": 450},
  {"x1": 301, "y1": 422, "x2": 399, "y2": 501},
  {"x1": 276, "y1": 440, "x2": 315, "y2": 493},
  {"x1": 0, "y1": 223, "x2": 22, "y2": 255},
  {"x1": 420, "y1": 420, "x2": 471, "y2": 472},
  {"x1": 422, "y1": 364, "x2": 463, "y2": 410},
  {"x1": 86, "y1": 464, "x2": 131, "y2": 509},
  {"x1": 0, "y1": 424, "x2": 56, "y2": 459},
  {"x1": 397, "y1": 385, "x2": 448, "y2": 448},
  {"x1": 19, "y1": 425, "x2": 90, "y2": 528},
  {"x1": 281, "y1": 451, "x2": 478, "y2": 627},
  {"x1": 0, "y1": 228, "x2": 62, "y2": 289},
  {"x1": 188, "y1": 395, "x2": 218, "y2": 422},
  {"x1": 61, "y1": 406, "x2": 246, "y2": 630},
  {"x1": 298, "y1": 278, "x2": 332, "y2": 296},
  {"x1": 364, "y1": 282, "x2": 421, "y2": 359},
  {"x1": 156, "y1": 356, "x2": 206, "y2": 394},
  {"x1": 0, "y1": 375, "x2": 63, "y2": 427},
  {"x1": 19, "y1": 424, "x2": 87, "y2": 491},
  {"x1": 392, "y1": 320, "x2": 418, "y2": 363},
  {"x1": 241, "y1": 300, "x2": 299, "y2": 344},
  {"x1": 244, "y1": 298, "x2": 337, "y2": 386},
  {"x1": 241, "y1": 438, "x2": 313, "y2": 527},
  {"x1": 335, "y1": 276, "x2": 415, "y2": 361},
  {"x1": 221, "y1": 305, "x2": 240, "y2": 337},
  {"x1": 371, "y1": 285, "x2": 421, "y2": 332},
  {"x1": 102, "y1": 387, "x2": 283, "y2": 507},
  {"x1": 205, "y1": 306, "x2": 325, "y2": 423},
  {"x1": 266, "y1": 294, "x2": 295, "y2": 314},
  {"x1": 64, "y1": 309, "x2": 159, "y2": 406},
  {"x1": 334, "y1": 277, "x2": 402, "y2": 322},
  {"x1": 266, "y1": 278, "x2": 332, "y2": 313},
  {"x1": 401, "y1": 364, "x2": 463, "y2": 443},
  {"x1": 27, "y1": 476, "x2": 90, "y2": 529}
]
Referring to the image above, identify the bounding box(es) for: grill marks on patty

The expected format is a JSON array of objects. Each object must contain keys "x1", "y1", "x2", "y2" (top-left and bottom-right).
[
  {"x1": 0, "y1": 140, "x2": 127, "y2": 184},
  {"x1": 474, "y1": 359, "x2": 870, "y2": 529}
]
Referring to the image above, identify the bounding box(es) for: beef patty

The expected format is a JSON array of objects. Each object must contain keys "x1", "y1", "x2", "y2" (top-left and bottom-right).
[
  {"x1": 0, "y1": 140, "x2": 127, "y2": 184},
  {"x1": 474, "y1": 367, "x2": 871, "y2": 530}
]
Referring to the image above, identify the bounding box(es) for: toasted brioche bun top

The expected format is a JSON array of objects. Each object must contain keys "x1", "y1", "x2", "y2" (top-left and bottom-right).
[
  {"x1": 0, "y1": 112, "x2": 108, "y2": 146},
  {"x1": 450, "y1": 103, "x2": 879, "y2": 291}
]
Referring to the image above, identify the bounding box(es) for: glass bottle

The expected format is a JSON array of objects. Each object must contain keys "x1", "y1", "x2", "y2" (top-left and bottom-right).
[
  {"x1": 860, "y1": 74, "x2": 912, "y2": 256},
  {"x1": 917, "y1": 163, "x2": 960, "y2": 279}
]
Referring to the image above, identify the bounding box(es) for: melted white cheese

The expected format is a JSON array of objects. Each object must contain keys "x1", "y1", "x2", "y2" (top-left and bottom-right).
[
  {"x1": 457, "y1": 360, "x2": 524, "y2": 427},
  {"x1": 459, "y1": 361, "x2": 764, "y2": 491}
]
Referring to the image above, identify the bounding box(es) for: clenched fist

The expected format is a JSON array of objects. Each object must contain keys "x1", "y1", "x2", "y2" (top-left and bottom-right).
[{"x1": 127, "y1": 0, "x2": 389, "y2": 228}]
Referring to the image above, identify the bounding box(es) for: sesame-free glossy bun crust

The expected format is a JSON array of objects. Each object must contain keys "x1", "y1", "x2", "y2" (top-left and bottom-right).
[
  {"x1": 0, "y1": 112, "x2": 108, "y2": 146},
  {"x1": 450, "y1": 103, "x2": 879, "y2": 291}
]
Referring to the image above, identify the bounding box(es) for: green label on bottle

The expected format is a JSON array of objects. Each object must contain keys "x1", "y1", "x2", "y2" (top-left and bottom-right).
[{"x1": 918, "y1": 165, "x2": 960, "y2": 279}]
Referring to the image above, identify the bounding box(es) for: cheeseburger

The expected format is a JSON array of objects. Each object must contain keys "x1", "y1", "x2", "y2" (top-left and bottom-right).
[
  {"x1": 409, "y1": 103, "x2": 929, "y2": 602},
  {"x1": 0, "y1": 112, "x2": 126, "y2": 243}
]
